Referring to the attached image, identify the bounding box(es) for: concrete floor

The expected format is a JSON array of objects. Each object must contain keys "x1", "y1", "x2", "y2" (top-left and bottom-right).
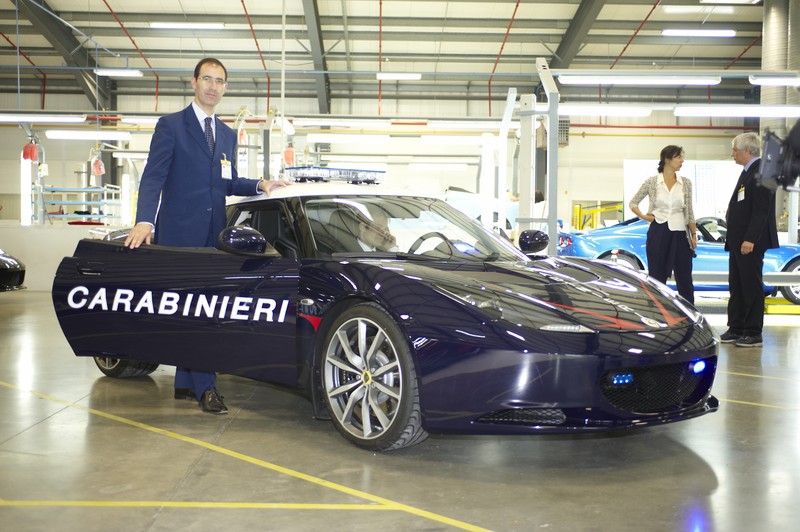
[{"x1": 2, "y1": 290, "x2": 799, "y2": 532}]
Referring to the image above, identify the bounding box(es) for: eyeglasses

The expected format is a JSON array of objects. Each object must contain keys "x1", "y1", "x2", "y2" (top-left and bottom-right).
[{"x1": 198, "y1": 75, "x2": 227, "y2": 87}]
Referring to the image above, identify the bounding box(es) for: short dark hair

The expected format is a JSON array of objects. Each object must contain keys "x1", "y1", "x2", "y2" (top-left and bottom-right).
[
  {"x1": 193, "y1": 58, "x2": 227, "y2": 81},
  {"x1": 658, "y1": 145, "x2": 684, "y2": 173}
]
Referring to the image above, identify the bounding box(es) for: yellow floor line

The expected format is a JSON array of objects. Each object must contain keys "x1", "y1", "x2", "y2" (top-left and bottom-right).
[
  {"x1": 720, "y1": 370, "x2": 799, "y2": 381},
  {"x1": 0, "y1": 501, "x2": 389, "y2": 510},
  {"x1": 0, "y1": 380, "x2": 491, "y2": 532},
  {"x1": 717, "y1": 397, "x2": 798, "y2": 410}
]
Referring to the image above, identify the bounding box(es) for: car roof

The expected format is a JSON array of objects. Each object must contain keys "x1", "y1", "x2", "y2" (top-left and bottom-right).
[{"x1": 229, "y1": 181, "x2": 439, "y2": 205}]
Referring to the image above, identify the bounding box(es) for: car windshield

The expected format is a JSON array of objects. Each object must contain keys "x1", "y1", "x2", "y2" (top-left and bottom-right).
[{"x1": 302, "y1": 195, "x2": 529, "y2": 262}]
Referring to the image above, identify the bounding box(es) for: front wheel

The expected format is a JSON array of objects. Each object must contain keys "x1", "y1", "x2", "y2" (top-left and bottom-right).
[
  {"x1": 321, "y1": 303, "x2": 428, "y2": 451},
  {"x1": 94, "y1": 357, "x2": 159, "y2": 378},
  {"x1": 779, "y1": 258, "x2": 800, "y2": 304}
]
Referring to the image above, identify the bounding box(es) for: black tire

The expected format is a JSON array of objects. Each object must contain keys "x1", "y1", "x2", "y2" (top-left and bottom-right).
[
  {"x1": 93, "y1": 356, "x2": 159, "y2": 378},
  {"x1": 321, "y1": 302, "x2": 428, "y2": 451},
  {"x1": 779, "y1": 258, "x2": 800, "y2": 304}
]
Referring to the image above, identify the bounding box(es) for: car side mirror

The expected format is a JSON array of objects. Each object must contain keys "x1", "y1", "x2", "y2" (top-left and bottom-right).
[
  {"x1": 518, "y1": 229, "x2": 549, "y2": 254},
  {"x1": 218, "y1": 226, "x2": 281, "y2": 257}
]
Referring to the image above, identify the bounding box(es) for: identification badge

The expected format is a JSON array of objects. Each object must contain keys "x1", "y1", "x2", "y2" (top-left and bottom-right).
[
  {"x1": 221, "y1": 155, "x2": 232, "y2": 179},
  {"x1": 737, "y1": 186, "x2": 745, "y2": 202}
]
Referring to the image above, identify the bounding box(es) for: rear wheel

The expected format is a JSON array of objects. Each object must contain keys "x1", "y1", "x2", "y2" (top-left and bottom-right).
[
  {"x1": 93, "y1": 357, "x2": 159, "y2": 378},
  {"x1": 779, "y1": 258, "x2": 800, "y2": 304},
  {"x1": 321, "y1": 302, "x2": 428, "y2": 451}
]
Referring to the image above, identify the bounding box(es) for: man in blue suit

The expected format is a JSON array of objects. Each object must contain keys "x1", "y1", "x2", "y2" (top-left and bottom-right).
[{"x1": 124, "y1": 57, "x2": 289, "y2": 414}]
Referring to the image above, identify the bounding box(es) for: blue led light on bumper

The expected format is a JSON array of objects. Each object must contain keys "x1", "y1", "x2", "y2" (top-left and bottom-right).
[
  {"x1": 690, "y1": 360, "x2": 706, "y2": 374},
  {"x1": 611, "y1": 372, "x2": 634, "y2": 386}
]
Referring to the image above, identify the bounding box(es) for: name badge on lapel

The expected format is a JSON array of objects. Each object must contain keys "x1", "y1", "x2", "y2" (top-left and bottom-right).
[
  {"x1": 737, "y1": 186, "x2": 745, "y2": 202},
  {"x1": 221, "y1": 154, "x2": 232, "y2": 180}
]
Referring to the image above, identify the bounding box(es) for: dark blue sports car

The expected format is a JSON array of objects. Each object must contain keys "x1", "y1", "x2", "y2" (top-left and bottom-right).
[
  {"x1": 52, "y1": 183, "x2": 718, "y2": 451},
  {"x1": 0, "y1": 247, "x2": 25, "y2": 291},
  {"x1": 558, "y1": 217, "x2": 800, "y2": 304}
]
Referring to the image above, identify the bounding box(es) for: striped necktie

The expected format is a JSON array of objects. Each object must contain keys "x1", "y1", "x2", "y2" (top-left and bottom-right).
[{"x1": 204, "y1": 116, "x2": 215, "y2": 155}]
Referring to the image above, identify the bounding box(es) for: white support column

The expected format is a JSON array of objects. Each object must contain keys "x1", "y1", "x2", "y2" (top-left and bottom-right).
[{"x1": 536, "y1": 57, "x2": 560, "y2": 256}]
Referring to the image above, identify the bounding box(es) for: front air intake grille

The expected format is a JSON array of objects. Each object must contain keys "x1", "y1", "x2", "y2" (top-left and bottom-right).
[
  {"x1": 600, "y1": 357, "x2": 716, "y2": 414},
  {"x1": 477, "y1": 408, "x2": 566, "y2": 425}
]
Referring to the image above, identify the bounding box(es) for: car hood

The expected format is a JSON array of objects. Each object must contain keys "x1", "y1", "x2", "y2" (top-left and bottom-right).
[{"x1": 387, "y1": 255, "x2": 698, "y2": 333}]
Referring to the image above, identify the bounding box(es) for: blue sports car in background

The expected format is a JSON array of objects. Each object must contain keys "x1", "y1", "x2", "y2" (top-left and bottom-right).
[
  {"x1": 52, "y1": 183, "x2": 718, "y2": 451},
  {"x1": 558, "y1": 217, "x2": 800, "y2": 304}
]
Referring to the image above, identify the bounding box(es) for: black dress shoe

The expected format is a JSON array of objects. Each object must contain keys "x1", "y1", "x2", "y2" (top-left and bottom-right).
[
  {"x1": 174, "y1": 388, "x2": 196, "y2": 400},
  {"x1": 199, "y1": 388, "x2": 228, "y2": 415}
]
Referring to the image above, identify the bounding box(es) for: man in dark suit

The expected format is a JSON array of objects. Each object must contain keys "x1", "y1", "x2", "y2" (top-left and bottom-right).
[
  {"x1": 124, "y1": 57, "x2": 289, "y2": 413},
  {"x1": 721, "y1": 132, "x2": 779, "y2": 348}
]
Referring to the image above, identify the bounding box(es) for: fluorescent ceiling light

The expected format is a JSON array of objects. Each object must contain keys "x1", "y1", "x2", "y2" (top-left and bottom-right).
[
  {"x1": 662, "y1": 29, "x2": 736, "y2": 38},
  {"x1": 558, "y1": 104, "x2": 652, "y2": 117},
  {"x1": 700, "y1": 0, "x2": 758, "y2": 4},
  {"x1": 674, "y1": 105, "x2": 800, "y2": 118},
  {"x1": 558, "y1": 74, "x2": 721, "y2": 86},
  {"x1": 293, "y1": 118, "x2": 393, "y2": 128},
  {"x1": 150, "y1": 22, "x2": 225, "y2": 30},
  {"x1": 322, "y1": 155, "x2": 389, "y2": 163},
  {"x1": 420, "y1": 135, "x2": 492, "y2": 146},
  {"x1": 428, "y1": 120, "x2": 521, "y2": 130},
  {"x1": 0, "y1": 113, "x2": 86, "y2": 123},
  {"x1": 749, "y1": 75, "x2": 800, "y2": 87},
  {"x1": 409, "y1": 163, "x2": 469, "y2": 171},
  {"x1": 112, "y1": 151, "x2": 149, "y2": 160},
  {"x1": 120, "y1": 115, "x2": 160, "y2": 125},
  {"x1": 306, "y1": 133, "x2": 390, "y2": 145},
  {"x1": 376, "y1": 72, "x2": 422, "y2": 81},
  {"x1": 45, "y1": 129, "x2": 132, "y2": 141},
  {"x1": 411, "y1": 157, "x2": 479, "y2": 164},
  {"x1": 662, "y1": 6, "x2": 733, "y2": 14},
  {"x1": 94, "y1": 69, "x2": 143, "y2": 78}
]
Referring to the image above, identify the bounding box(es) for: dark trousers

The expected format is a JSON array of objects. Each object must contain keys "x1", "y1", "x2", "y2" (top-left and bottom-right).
[
  {"x1": 646, "y1": 221, "x2": 694, "y2": 303},
  {"x1": 175, "y1": 368, "x2": 216, "y2": 400},
  {"x1": 727, "y1": 246, "x2": 766, "y2": 336}
]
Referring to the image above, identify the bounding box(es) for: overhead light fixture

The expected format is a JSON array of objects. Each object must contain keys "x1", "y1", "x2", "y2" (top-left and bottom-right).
[
  {"x1": 674, "y1": 105, "x2": 800, "y2": 118},
  {"x1": 558, "y1": 104, "x2": 652, "y2": 117},
  {"x1": 662, "y1": 29, "x2": 736, "y2": 38},
  {"x1": 409, "y1": 163, "x2": 469, "y2": 171},
  {"x1": 700, "y1": 0, "x2": 758, "y2": 4},
  {"x1": 150, "y1": 22, "x2": 225, "y2": 30},
  {"x1": 45, "y1": 129, "x2": 132, "y2": 141},
  {"x1": 293, "y1": 118, "x2": 393, "y2": 129},
  {"x1": 557, "y1": 74, "x2": 721, "y2": 86},
  {"x1": 428, "y1": 120, "x2": 521, "y2": 130},
  {"x1": 94, "y1": 68, "x2": 144, "y2": 78},
  {"x1": 376, "y1": 72, "x2": 422, "y2": 81},
  {"x1": 112, "y1": 151, "x2": 149, "y2": 160},
  {"x1": 306, "y1": 133, "x2": 390, "y2": 145},
  {"x1": 749, "y1": 75, "x2": 800, "y2": 87},
  {"x1": 420, "y1": 135, "x2": 493, "y2": 146},
  {"x1": 0, "y1": 113, "x2": 86, "y2": 123},
  {"x1": 120, "y1": 115, "x2": 160, "y2": 125}
]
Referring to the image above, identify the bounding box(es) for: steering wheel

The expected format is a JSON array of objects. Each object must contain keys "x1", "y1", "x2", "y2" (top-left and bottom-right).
[{"x1": 408, "y1": 231, "x2": 451, "y2": 254}]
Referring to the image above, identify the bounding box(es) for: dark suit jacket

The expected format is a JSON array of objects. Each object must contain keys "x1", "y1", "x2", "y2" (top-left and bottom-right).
[
  {"x1": 724, "y1": 158, "x2": 779, "y2": 253},
  {"x1": 135, "y1": 105, "x2": 261, "y2": 247}
]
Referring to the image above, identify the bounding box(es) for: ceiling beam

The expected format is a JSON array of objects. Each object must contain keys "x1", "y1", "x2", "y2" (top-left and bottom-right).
[
  {"x1": 550, "y1": 0, "x2": 606, "y2": 69},
  {"x1": 16, "y1": 0, "x2": 112, "y2": 110},
  {"x1": 301, "y1": 0, "x2": 330, "y2": 114}
]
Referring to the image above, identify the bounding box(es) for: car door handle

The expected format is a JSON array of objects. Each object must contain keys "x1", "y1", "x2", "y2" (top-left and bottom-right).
[{"x1": 77, "y1": 262, "x2": 105, "y2": 275}]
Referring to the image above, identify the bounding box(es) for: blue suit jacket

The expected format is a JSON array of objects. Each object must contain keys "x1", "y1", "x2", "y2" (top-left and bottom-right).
[{"x1": 135, "y1": 105, "x2": 261, "y2": 247}]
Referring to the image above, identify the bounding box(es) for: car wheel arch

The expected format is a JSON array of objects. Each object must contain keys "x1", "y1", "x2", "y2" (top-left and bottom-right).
[{"x1": 598, "y1": 250, "x2": 644, "y2": 270}]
